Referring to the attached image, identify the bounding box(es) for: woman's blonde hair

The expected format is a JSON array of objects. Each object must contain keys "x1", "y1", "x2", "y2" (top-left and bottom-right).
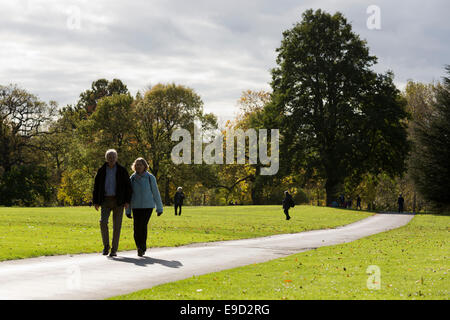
[{"x1": 131, "y1": 157, "x2": 149, "y2": 172}]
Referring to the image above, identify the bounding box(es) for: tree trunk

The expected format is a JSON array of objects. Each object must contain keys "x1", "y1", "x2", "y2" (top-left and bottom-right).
[
  {"x1": 325, "y1": 179, "x2": 342, "y2": 206},
  {"x1": 164, "y1": 176, "x2": 170, "y2": 205},
  {"x1": 250, "y1": 166, "x2": 262, "y2": 205}
]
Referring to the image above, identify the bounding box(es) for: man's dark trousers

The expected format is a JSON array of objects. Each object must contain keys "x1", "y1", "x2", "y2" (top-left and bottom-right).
[
  {"x1": 100, "y1": 196, "x2": 124, "y2": 253},
  {"x1": 175, "y1": 204, "x2": 182, "y2": 216},
  {"x1": 284, "y1": 208, "x2": 291, "y2": 220}
]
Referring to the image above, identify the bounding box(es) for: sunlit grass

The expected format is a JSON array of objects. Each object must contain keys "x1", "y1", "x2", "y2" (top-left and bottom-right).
[
  {"x1": 111, "y1": 213, "x2": 449, "y2": 300},
  {"x1": 0, "y1": 205, "x2": 371, "y2": 261}
]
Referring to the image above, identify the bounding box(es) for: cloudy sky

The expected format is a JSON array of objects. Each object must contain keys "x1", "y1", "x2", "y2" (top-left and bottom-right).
[{"x1": 0, "y1": 0, "x2": 448, "y2": 125}]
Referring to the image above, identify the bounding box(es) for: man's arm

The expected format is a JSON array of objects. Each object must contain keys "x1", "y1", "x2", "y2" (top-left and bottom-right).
[
  {"x1": 93, "y1": 171, "x2": 99, "y2": 203},
  {"x1": 93, "y1": 170, "x2": 100, "y2": 210},
  {"x1": 122, "y1": 167, "x2": 132, "y2": 208}
]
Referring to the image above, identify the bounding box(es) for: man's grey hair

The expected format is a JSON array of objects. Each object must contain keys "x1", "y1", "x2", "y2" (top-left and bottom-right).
[
  {"x1": 177, "y1": 187, "x2": 182, "y2": 191},
  {"x1": 105, "y1": 149, "x2": 118, "y2": 160}
]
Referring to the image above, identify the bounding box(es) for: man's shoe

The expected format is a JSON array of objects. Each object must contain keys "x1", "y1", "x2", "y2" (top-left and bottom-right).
[
  {"x1": 109, "y1": 251, "x2": 117, "y2": 257},
  {"x1": 286, "y1": 216, "x2": 291, "y2": 220},
  {"x1": 137, "y1": 249, "x2": 144, "y2": 257},
  {"x1": 102, "y1": 247, "x2": 110, "y2": 255}
]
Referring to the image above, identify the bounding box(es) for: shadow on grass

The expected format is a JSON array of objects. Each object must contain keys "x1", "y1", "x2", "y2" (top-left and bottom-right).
[{"x1": 111, "y1": 256, "x2": 183, "y2": 268}]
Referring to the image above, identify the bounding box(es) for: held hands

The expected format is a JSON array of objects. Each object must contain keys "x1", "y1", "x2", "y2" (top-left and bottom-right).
[
  {"x1": 125, "y1": 204, "x2": 132, "y2": 219},
  {"x1": 157, "y1": 210, "x2": 163, "y2": 216}
]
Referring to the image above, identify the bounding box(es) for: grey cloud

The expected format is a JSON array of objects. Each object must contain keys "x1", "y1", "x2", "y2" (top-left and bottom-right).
[{"x1": 0, "y1": 0, "x2": 448, "y2": 125}]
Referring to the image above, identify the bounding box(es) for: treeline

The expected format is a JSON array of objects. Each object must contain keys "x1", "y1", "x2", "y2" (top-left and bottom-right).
[{"x1": 0, "y1": 9, "x2": 449, "y2": 212}]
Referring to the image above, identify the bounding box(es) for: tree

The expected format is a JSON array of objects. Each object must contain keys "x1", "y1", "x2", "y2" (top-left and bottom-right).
[
  {"x1": 410, "y1": 66, "x2": 450, "y2": 210},
  {"x1": 0, "y1": 84, "x2": 56, "y2": 173},
  {"x1": 87, "y1": 93, "x2": 135, "y2": 156},
  {"x1": 270, "y1": 9, "x2": 409, "y2": 205},
  {"x1": 0, "y1": 84, "x2": 56, "y2": 206},
  {"x1": 77, "y1": 79, "x2": 128, "y2": 114},
  {"x1": 68, "y1": 93, "x2": 136, "y2": 205},
  {"x1": 0, "y1": 165, "x2": 53, "y2": 206},
  {"x1": 134, "y1": 83, "x2": 217, "y2": 204}
]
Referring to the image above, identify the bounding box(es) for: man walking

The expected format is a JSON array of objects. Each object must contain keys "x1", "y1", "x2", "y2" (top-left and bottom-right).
[
  {"x1": 93, "y1": 149, "x2": 132, "y2": 257},
  {"x1": 356, "y1": 195, "x2": 362, "y2": 210},
  {"x1": 282, "y1": 191, "x2": 295, "y2": 220},
  {"x1": 174, "y1": 187, "x2": 185, "y2": 216},
  {"x1": 398, "y1": 194, "x2": 405, "y2": 213},
  {"x1": 339, "y1": 194, "x2": 345, "y2": 208}
]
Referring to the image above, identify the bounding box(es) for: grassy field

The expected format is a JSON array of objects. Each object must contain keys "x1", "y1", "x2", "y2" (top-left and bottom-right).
[
  {"x1": 0, "y1": 205, "x2": 372, "y2": 261},
  {"x1": 111, "y1": 213, "x2": 449, "y2": 300}
]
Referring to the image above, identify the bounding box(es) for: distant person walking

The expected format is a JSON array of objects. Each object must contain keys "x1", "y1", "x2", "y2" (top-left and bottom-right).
[
  {"x1": 93, "y1": 149, "x2": 132, "y2": 257},
  {"x1": 282, "y1": 191, "x2": 295, "y2": 220},
  {"x1": 174, "y1": 187, "x2": 185, "y2": 216},
  {"x1": 126, "y1": 158, "x2": 163, "y2": 257},
  {"x1": 356, "y1": 195, "x2": 362, "y2": 210},
  {"x1": 339, "y1": 194, "x2": 345, "y2": 208},
  {"x1": 398, "y1": 194, "x2": 405, "y2": 213}
]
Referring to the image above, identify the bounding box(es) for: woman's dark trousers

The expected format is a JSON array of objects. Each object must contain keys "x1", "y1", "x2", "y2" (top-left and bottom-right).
[
  {"x1": 175, "y1": 204, "x2": 182, "y2": 215},
  {"x1": 132, "y1": 208, "x2": 153, "y2": 253}
]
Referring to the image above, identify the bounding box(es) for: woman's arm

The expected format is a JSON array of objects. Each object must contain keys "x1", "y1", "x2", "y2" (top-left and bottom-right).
[{"x1": 149, "y1": 174, "x2": 163, "y2": 214}]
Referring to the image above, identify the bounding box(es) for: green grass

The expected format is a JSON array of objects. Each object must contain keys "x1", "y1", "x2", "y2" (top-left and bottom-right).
[
  {"x1": 0, "y1": 205, "x2": 371, "y2": 261},
  {"x1": 111, "y1": 213, "x2": 449, "y2": 300}
]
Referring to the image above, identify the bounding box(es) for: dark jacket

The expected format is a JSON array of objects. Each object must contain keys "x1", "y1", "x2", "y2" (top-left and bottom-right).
[
  {"x1": 174, "y1": 191, "x2": 185, "y2": 205},
  {"x1": 93, "y1": 162, "x2": 132, "y2": 206},
  {"x1": 282, "y1": 193, "x2": 295, "y2": 209}
]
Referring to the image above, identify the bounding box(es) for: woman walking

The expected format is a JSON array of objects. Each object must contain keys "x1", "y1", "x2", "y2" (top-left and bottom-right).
[{"x1": 126, "y1": 158, "x2": 163, "y2": 257}]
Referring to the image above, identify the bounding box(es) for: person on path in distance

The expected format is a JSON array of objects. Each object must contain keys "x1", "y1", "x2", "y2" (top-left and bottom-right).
[
  {"x1": 93, "y1": 149, "x2": 132, "y2": 257},
  {"x1": 398, "y1": 194, "x2": 405, "y2": 213},
  {"x1": 356, "y1": 195, "x2": 362, "y2": 210},
  {"x1": 126, "y1": 157, "x2": 163, "y2": 257},
  {"x1": 282, "y1": 190, "x2": 295, "y2": 220},
  {"x1": 339, "y1": 194, "x2": 345, "y2": 208},
  {"x1": 174, "y1": 187, "x2": 185, "y2": 216}
]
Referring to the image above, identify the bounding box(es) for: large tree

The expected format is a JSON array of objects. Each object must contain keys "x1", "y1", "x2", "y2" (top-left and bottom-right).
[
  {"x1": 270, "y1": 9, "x2": 409, "y2": 204},
  {"x1": 134, "y1": 83, "x2": 217, "y2": 204},
  {"x1": 77, "y1": 78, "x2": 128, "y2": 114},
  {"x1": 410, "y1": 66, "x2": 450, "y2": 210},
  {"x1": 0, "y1": 84, "x2": 56, "y2": 205},
  {"x1": 0, "y1": 84, "x2": 56, "y2": 172}
]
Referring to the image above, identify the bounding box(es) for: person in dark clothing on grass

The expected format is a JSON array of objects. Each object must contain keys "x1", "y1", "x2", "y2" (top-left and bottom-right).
[
  {"x1": 174, "y1": 187, "x2": 185, "y2": 216},
  {"x1": 339, "y1": 194, "x2": 345, "y2": 208},
  {"x1": 93, "y1": 149, "x2": 132, "y2": 257},
  {"x1": 398, "y1": 194, "x2": 405, "y2": 213},
  {"x1": 282, "y1": 191, "x2": 295, "y2": 220},
  {"x1": 356, "y1": 195, "x2": 362, "y2": 210}
]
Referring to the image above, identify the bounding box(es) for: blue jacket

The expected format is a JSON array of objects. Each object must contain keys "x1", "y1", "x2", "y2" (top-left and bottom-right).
[{"x1": 126, "y1": 171, "x2": 163, "y2": 214}]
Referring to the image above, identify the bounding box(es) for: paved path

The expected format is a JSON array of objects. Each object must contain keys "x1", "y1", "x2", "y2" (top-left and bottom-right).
[{"x1": 0, "y1": 213, "x2": 414, "y2": 300}]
